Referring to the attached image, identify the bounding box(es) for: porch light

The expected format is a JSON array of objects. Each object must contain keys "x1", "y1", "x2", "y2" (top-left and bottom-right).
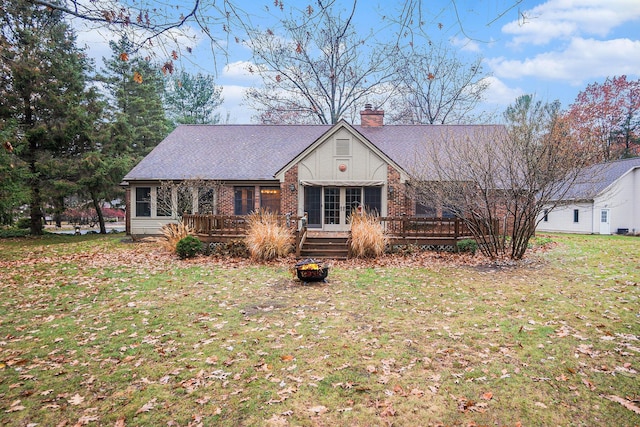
[
  {"x1": 388, "y1": 186, "x2": 394, "y2": 195},
  {"x1": 289, "y1": 183, "x2": 296, "y2": 192}
]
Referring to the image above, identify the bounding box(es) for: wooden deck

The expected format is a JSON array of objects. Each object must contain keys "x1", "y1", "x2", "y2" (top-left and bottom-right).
[{"x1": 182, "y1": 214, "x2": 484, "y2": 257}]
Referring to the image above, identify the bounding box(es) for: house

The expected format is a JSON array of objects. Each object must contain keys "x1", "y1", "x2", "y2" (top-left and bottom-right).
[
  {"x1": 536, "y1": 156, "x2": 640, "y2": 235},
  {"x1": 121, "y1": 105, "x2": 506, "y2": 236}
]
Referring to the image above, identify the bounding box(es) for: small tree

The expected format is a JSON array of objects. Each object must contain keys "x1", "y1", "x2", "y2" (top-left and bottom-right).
[
  {"x1": 568, "y1": 76, "x2": 640, "y2": 161},
  {"x1": 156, "y1": 179, "x2": 224, "y2": 219},
  {"x1": 409, "y1": 96, "x2": 592, "y2": 260}
]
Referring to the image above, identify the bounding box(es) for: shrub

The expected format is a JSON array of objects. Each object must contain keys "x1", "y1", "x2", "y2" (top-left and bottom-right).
[
  {"x1": 349, "y1": 210, "x2": 387, "y2": 258},
  {"x1": 176, "y1": 235, "x2": 202, "y2": 259},
  {"x1": 0, "y1": 228, "x2": 30, "y2": 238},
  {"x1": 158, "y1": 222, "x2": 193, "y2": 253},
  {"x1": 245, "y1": 210, "x2": 293, "y2": 261},
  {"x1": 456, "y1": 239, "x2": 478, "y2": 255},
  {"x1": 15, "y1": 217, "x2": 31, "y2": 229}
]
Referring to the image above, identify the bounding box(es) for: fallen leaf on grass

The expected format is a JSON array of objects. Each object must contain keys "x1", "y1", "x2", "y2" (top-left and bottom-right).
[
  {"x1": 379, "y1": 402, "x2": 396, "y2": 417},
  {"x1": 604, "y1": 395, "x2": 640, "y2": 414},
  {"x1": 308, "y1": 405, "x2": 327, "y2": 415},
  {"x1": 5, "y1": 400, "x2": 25, "y2": 413},
  {"x1": 481, "y1": 391, "x2": 493, "y2": 400},
  {"x1": 135, "y1": 398, "x2": 157, "y2": 414},
  {"x1": 114, "y1": 417, "x2": 126, "y2": 427},
  {"x1": 68, "y1": 393, "x2": 84, "y2": 406}
]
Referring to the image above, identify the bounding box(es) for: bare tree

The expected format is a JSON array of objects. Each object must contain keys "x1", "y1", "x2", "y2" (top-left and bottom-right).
[
  {"x1": 243, "y1": 0, "x2": 399, "y2": 124},
  {"x1": 388, "y1": 41, "x2": 490, "y2": 124},
  {"x1": 409, "y1": 95, "x2": 591, "y2": 260},
  {"x1": 157, "y1": 179, "x2": 223, "y2": 219},
  {"x1": 28, "y1": 0, "x2": 526, "y2": 77},
  {"x1": 26, "y1": 0, "x2": 243, "y2": 70}
]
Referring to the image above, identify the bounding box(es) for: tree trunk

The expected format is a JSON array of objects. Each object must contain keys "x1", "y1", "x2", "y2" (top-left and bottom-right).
[
  {"x1": 28, "y1": 163, "x2": 44, "y2": 235},
  {"x1": 91, "y1": 193, "x2": 107, "y2": 234}
]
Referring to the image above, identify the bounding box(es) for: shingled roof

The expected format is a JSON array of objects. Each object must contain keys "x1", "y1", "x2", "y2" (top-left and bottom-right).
[
  {"x1": 559, "y1": 156, "x2": 640, "y2": 201},
  {"x1": 122, "y1": 123, "x2": 507, "y2": 182}
]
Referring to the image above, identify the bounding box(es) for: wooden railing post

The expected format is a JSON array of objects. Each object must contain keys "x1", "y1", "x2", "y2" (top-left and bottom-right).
[{"x1": 454, "y1": 218, "x2": 460, "y2": 240}]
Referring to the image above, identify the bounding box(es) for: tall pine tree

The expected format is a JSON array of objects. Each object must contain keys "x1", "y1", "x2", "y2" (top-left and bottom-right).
[
  {"x1": 164, "y1": 71, "x2": 224, "y2": 125},
  {"x1": 0, "y1": 0, "x2": 100, "y2": 234},
  {"x1": 99, "y1": 37, "x2": 171, "y2": 160}
]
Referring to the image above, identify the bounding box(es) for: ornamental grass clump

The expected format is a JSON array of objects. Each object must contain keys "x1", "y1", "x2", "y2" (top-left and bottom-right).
[
  {"x1": 245, "y1": 209, "x2": 293, "y2": 261},
  {"x1": 349, "y1": 210, "x2": 388, "y2": 258},
  {"x1": 158, "y1": 222, "x2": 193, "y2": 253}
]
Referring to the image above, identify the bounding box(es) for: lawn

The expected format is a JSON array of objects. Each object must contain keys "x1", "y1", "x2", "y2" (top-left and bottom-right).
[{"x1": 0, "y1": 233, "x2": 638, "y2": 426}]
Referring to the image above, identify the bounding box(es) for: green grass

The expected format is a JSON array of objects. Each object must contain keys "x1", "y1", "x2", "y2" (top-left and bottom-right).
[{"x1": 0, "y1": 233, "x2": 638, "y2": 426}]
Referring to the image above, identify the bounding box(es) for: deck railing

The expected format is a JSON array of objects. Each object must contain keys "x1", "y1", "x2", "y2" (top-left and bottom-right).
[
  {"x1": 379, "y1": 216, "x2": 472, "y2": 238},
  {"x1": 182, "y1": 214, "x2": 303, "y2": 236},
  {"x1": 183, "y1": 214, "x2": 487, "y2": 240}
]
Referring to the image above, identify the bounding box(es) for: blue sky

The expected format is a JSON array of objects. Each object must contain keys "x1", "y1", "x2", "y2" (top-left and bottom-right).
[{"x1": 76, "y1": 0, "x2": 640, "y2": 123}]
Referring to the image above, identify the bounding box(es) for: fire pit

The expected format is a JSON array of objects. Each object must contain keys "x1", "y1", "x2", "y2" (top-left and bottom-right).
[{"x1": 295, "y1": 259, "x2": 329, "y2": 282}]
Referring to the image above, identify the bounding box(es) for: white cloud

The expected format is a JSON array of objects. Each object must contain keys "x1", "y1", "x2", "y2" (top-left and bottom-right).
[
  {"x1": 502, "y1": 0, "x2": 640, "y2": 46},
  {"x1": 219, "y1": 85, "x2": 256, "y2": 124},
  {"x1": 221, "y1": 61, "x2": 264, "y2": 84},
  {"x1": 482, "y1": 76, "x2": 524, "y2": 106},
  {"x1": 450, "y1": 36, "x2": 481, "y2": 53},
  {"x1": 488, "y1": 38, "x2": 640, "y2": 85}
]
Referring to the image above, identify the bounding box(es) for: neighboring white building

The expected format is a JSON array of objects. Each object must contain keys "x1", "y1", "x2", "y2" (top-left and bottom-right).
[{"x1": 537, "y1": 157, "x2": 640, "y2": 235}]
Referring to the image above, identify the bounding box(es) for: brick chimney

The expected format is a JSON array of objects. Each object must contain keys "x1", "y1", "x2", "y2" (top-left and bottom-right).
[{"x1": 360, "y1": 103, "x2": 384, "y2": 127}]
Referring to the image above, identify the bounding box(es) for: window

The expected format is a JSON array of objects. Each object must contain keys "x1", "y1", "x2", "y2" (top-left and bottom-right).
[
  {"x1": 135, "y1": 187, "x2": 151, "y2": 217},
  {"x1": 543, "y1": 209, "x2": 549, "y2": 222},
  {"x1": 304, "y1": 186, "x2": 322, "y2": 228},
  {"x1": 324, "y1": 188, "x2": 340, "y2": 225},
  {"x1": 416, "y1": 201, "x2": 436, "y2": 217},
  {"x1": 442, "y1": 208, "x2": 456, "y2": 218},
  {"x1": 345, "y1": 188, "x2": 362, "y2": 219},
  {"x1": 198, "y1": 188, "x2": 215, "y2": 214},
  {"x1": 260, "y1": 187, "x2": 280, "y2": 213},
  {"x1": 234, "y1": 187, "x2": 254, "y2": 215},
  {"x1": 177, "y1": 189, "x2": 194, "y2": 215},
  {"x1": 364, "y1": 187, "x2": 381, "y2": 215},
  {"x1": 336, "y1": 139, "x2": 350, "y2": 156},
  {"x1": 156, "y1": 186, "x2": 172, "y2": 217},
  {"x1": 573, "y1": 209, "x2": 579, "y2": 223}
]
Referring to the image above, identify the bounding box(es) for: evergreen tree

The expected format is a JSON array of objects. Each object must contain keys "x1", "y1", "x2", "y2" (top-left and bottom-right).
[
  {"x1": 99, "y1": 37, "x2": 171, "y2": 159},
  {"x1": 164, "y1": 71, "x2": 224, "y2": 125},
  {"x1": 0, "y1": 122, "x2": 29, "y2": 225},
  {"x1": 0, "y1": 0, "x2": 100, "y2": 234}
]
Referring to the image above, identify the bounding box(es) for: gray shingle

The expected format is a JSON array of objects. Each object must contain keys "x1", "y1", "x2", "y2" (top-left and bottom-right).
[
  {"x1": 123, "y1": 123, "x2": 506, "y2": 182},
  {"x1": 562, "y1": 156, "x2": 640, "y2": 200}
]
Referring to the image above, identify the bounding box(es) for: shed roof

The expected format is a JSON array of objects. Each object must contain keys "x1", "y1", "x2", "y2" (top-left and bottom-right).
[{"x1": 122, "y1": 123, "x2": 507, "y2": 182}]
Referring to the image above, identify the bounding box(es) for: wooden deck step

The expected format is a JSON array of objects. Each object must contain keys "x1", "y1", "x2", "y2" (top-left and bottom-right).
[{"x1": 299, "y1": 235, "x2": 349, "y2": 260}]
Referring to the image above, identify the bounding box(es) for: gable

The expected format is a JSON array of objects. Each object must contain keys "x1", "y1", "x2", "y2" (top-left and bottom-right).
[
  {"x1": 275, "y1": 121, "x2": 403, "y2": 184},
  {"x1": 297, "y1": 127, "x2": 389, "y2": 184}
]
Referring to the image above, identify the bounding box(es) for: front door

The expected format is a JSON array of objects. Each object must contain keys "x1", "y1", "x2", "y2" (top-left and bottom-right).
[
  {"x1": 600, "y1": 209, "x2": 611, "y2": 235},
  {"x1": 323, "y1": 187, "x2": 361, "y2": 231}
]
